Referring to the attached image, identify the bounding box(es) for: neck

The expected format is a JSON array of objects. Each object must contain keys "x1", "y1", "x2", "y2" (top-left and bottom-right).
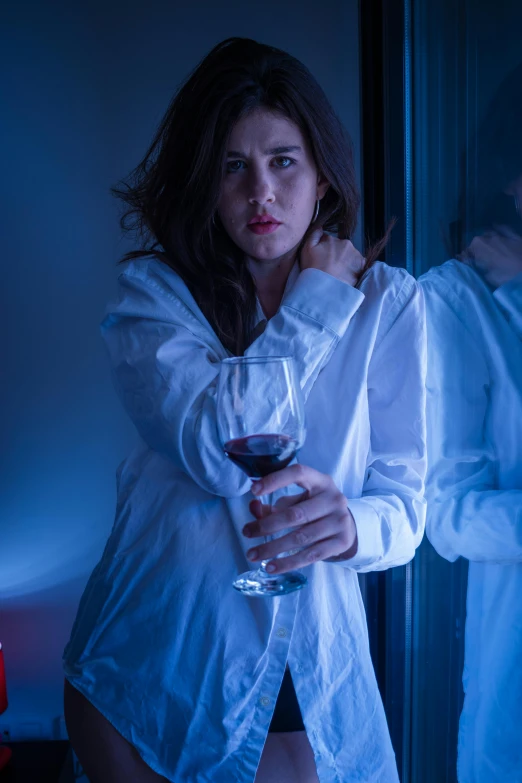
[
  {"x1": 249, "y1": 254, "x2": 297, "y2": 320},
  {"x1": 248, "y1": 249, "x2": 298, "y2": 289}
]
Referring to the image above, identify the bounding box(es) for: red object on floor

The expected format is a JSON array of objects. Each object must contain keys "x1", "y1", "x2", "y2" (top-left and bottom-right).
[
  {"x1": 0, "y1": 744, "x2": 12, "y2": 770},
  {"x1": 0, "y1": 643, "x2": 7, "y2": 715}
]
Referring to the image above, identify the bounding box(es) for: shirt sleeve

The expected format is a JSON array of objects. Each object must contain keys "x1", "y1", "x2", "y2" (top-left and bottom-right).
[
  {"x1": 101, "y1": 265, "x2": 364, "y2": 498},
  {"x1": 493, "y1": 271, "x2": 522, "y2": 340},
  {"x1": 328, "y1": 277, "x2": 428, "y2": 572},
  {"x1": 418, "y1": 279, "x2": 522, "y2": 564}
]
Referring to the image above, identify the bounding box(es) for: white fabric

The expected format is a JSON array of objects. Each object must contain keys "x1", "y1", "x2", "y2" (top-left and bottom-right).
[
  {"x1": 420, "y1": 260, "x2": 522, "y2": 783},
  {"x1": 63, "y1": 256, "x2": 427, "y2": 782}
]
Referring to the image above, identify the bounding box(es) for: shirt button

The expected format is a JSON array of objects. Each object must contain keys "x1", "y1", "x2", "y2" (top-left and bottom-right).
[
  {"x1": 259, "y1": 696, "x2": 271, "y2": 708},
  {"x1": 276, "y1": 627, "x2": 288, "y2": 638}
]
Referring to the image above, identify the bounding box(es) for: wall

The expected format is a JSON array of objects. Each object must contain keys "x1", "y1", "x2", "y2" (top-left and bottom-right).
[{"x1": 0, "y1": 0, "x2": 361, "y2": 739}]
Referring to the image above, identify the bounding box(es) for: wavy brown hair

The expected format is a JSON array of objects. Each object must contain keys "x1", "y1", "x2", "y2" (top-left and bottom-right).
[{"x1": 112, "y1": 37, "x2": 393, "y2": 355}]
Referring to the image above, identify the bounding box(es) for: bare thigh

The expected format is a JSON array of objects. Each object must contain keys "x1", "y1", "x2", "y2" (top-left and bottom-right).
[
  {"x1": 254, "y1": 731, "x2": 320, "y2": 783},
  {"x1": 63, "y1": 678, "x2": 169, "y2": 783}
]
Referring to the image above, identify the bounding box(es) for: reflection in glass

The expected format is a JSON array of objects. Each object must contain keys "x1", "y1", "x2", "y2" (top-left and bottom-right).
[{"x1": 419, "y1": 61, "x2": 522, "y2": 783}]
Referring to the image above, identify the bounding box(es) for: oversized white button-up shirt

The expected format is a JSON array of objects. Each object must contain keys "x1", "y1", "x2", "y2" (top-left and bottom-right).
[
  {"x1": 63, "y1": 256, "x2": 427, "y2": 782},
  {"x1": 420, "y1": 261, "x2": 522, "y2": 782}
]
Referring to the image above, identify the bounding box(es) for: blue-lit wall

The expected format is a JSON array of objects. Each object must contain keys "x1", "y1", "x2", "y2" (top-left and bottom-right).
[{"x1": 0, "y1": 0, "x2": 361, "y2": 738}]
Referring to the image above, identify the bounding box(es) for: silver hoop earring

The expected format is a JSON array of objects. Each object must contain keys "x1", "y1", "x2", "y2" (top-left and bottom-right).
[{"x1": 313, "y1": 199, "x2": 320, "y2": 222}]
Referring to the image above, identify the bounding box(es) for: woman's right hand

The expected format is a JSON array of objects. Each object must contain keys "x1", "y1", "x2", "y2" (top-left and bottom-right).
[{"x1": 300, "y1": 228, "x2": 366, "y2": 287}]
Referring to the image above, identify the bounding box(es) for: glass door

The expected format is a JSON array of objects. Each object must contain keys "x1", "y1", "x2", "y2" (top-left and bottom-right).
[
  {"x1": 410, "y1": 2, "x2": 522, "y2": 782},
  {"x1": 359, "y1": 1, "x2": 415, "y2": 779},
  {"x1": 360, "y1": 1, "x2": 522, "y2": 781}
]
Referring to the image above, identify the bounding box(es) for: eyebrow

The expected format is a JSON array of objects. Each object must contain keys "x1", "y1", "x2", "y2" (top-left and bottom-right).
[{"x1": 226, "y1": 145, "x2": 302, "y2": 158}]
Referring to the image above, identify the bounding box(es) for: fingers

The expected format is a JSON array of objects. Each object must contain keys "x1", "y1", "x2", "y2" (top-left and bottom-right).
[
  {"x1": 244, "y1": 489, "x2": 341, "y2": 539},
  {"x1": 470, "y1": 231, "x2": 516, "y2": 258},
  {"x1": 245, "y1": 465, "x2": 355, "y2": 572},
  {"x1": 307, "y1": 228, "x2": 324, "y2": 245},
  {"x1": 251, "y1": 462, "x2": 331, "y2": 499},
  {"x1": 249, "y1": 498, "x2": 272, "y2": 519},
  {"x1": 246, "y1": 515, "x2": 355, "y2": 574},
  {"x1": 272, "y1": 491, "x2": 310, "y2": 511},
  {"x1": 247, "y1": 515, "x2": 339, "y2": 560},
  {"x1": 267, "y1": 535, "x2": 349, "y2": 574},
  {"x1": 305, "y1": 226, "x2": 320, "y2": 236},
  {"x1": 492, "y1": 223, "x2": 521, "y2": 240},
  {"x1": 248, "y1": 492, "x2": 309, "y2": 523}
]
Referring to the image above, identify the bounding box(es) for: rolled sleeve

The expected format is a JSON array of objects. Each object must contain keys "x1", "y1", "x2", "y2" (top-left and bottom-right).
[
  {"x1": 282, "y1": 268, "x2": 365, "y2": 338},
  {"x1": 326, "y1": 277, "x2": 427, "y2": 572},
  {"x1": 101, "y1": 261, "x2": 366, "y2": 497}
]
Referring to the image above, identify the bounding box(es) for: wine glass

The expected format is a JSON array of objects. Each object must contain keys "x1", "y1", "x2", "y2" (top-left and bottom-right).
[{"x1": 217, "y1": 356, "x2": 308, "y2": 597}]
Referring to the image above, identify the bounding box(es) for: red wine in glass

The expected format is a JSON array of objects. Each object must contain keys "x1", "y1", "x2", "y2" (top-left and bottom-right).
[
  {"x1": 224, "y1": 434, "x2": 299, "y2": 478},
  {"x1": 217, "y1": 355, "x2": 307, "y2": 597}
]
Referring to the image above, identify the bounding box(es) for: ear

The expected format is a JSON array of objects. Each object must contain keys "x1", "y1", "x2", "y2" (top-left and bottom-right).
[{"x1": 317, "y1": 172, "x2": 330, "y2": 201}]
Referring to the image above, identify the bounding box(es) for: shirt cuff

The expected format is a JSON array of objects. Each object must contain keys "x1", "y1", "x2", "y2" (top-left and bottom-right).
[
  {"x1": 281, "y1": 268, "x2": 365, "y2": 339},
  {"x1": 328, "y1": 498, "x2": 384, "y2": 570}
]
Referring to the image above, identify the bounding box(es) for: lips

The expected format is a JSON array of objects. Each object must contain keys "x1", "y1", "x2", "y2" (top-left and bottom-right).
[
  {"x1": 247, "y1": 214, "x2": 280, "y2": 226},
  {"x1": 247, "y1": 222, "x2": 281, "y2": 235}
]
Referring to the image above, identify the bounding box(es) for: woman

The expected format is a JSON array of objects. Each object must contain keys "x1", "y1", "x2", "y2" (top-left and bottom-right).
[
  {"x1": 63, "y1": 37, "x2": 427, "y2": 783},
  {"x1": 420, "y1": 62, "x2": 522, "y2": 782}
]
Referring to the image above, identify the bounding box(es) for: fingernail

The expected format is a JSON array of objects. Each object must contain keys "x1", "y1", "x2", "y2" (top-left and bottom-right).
[
  {"x1": 251, "y1": 482, "x2": 262, "y2": 495},
  {"x1": 266, "y1": 563, "x2": 277, "y2": 572},
  {"x1": 247, "y1": 549, "x2": 259, "y2": 560}
]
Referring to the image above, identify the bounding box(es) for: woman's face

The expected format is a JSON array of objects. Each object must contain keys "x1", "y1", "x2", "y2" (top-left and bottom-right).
[{"x1": 217, "y1": 107, "x2": 329, "y2": 268}]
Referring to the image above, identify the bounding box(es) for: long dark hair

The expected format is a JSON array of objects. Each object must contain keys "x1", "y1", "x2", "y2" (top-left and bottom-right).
[{"x1": 112, "y1": 37, "x2": 392, "y2": 355}]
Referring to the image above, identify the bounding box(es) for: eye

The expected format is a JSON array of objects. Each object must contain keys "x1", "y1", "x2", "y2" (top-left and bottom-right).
[
  {"x1": 273, "y1": 156, "x2": 296, "y2": 168},
  {"x1": 225, "y1": 157, "x2": 297, "y2": 174},
  {"x1": 226, "y1": 160, "x2": 245, "y2": 173}
]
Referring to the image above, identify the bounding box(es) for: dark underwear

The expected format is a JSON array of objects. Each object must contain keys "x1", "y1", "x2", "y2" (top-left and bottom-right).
[{"x1": 268, "y1": 665, "x2": 305, "y2": 733}]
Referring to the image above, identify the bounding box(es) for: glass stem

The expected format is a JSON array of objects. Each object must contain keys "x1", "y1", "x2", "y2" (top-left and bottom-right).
[{"x1": 257, "y1": 491, "x2": 274, "y2": 576}]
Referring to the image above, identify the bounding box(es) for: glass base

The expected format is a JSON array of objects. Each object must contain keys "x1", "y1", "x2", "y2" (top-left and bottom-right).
[{"x1": 232, "y1": 567, "x2": 307, "y2": 597}]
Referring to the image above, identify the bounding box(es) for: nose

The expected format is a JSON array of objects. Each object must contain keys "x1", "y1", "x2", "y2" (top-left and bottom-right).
[{"x1": 247, "y1": 171, "x2": 276, "y2": 207}]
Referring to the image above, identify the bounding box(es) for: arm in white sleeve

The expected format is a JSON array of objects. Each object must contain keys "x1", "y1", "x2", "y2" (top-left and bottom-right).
[
  {"x1": 101, "y1": 263, "x2": 364, "y2": 498},
  {"x1": 493, "y1": 271, "x2": 522, "y2": 340},
  {"x1": 421, "y1": 280, "x2": 522, "y2": 563},
  {"x1": 329, "y1": 276, "x2": 428, "y2": 572}
]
